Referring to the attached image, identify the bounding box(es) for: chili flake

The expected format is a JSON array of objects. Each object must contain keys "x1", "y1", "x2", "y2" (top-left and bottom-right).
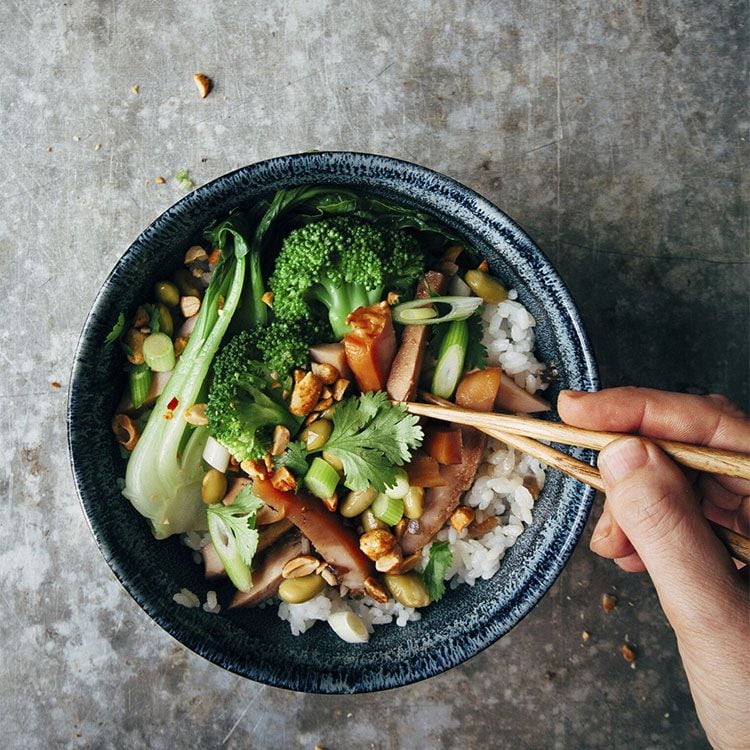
[{"x1": 167, "y1": 396, "x2": 179, "y2": 411}]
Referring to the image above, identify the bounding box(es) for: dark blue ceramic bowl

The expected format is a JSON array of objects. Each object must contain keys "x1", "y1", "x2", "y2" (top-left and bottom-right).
[{"x1": 68, "y1": 152, "x2": 599, "y2": 693}]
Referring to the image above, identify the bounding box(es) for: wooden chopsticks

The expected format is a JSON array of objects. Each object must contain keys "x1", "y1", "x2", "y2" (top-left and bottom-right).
[
  {"x1": 406, "y1": 401, "x2": 750, "y2": 481},
  {"x1": 409, "y1": 396, "x2": 750, "y2": 564}
]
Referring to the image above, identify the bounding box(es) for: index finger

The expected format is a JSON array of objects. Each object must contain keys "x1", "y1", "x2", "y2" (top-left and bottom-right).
[{"x1": 558, "y1": 387, "x2": 749, "y2": 452}]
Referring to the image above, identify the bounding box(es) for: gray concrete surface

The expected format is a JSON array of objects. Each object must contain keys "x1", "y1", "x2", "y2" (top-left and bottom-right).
[{"x1": 1, "y1": 0, "x2": 747, "y2": 748}]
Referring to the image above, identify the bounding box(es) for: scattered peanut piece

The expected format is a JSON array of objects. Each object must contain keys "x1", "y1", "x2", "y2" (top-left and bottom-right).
[
  {"x1": 183, "y1": 403, "x2": 208, "y2": 426},
  {"x1": 311, "y1": 362, "x2": 339, "y2": 385},
  {"x1": 359, "y1": 529, "x2": 397, "y2": 561},
  {"x1": 581, "y1": 630, "x2": 591, "y2": 642},
  {"x1": 321, "y1": 493, "x2": 338, "y2": 513},
  {"x1": 50, "y1": 381, "x2": 62, "y2": 389},
  {"x1": 290, "y1": 371, "x2": 323, "y2": 416},
  {"x1": 364, "y1": 576, "x2": 388, "y2": 604},
  {"x1": 155, "y1": 175, "x2": 166, "y2": 185},
  {"x1": 261, "y1": 291, "x2": 274, "y2": 308},
  {"x1": 270, "y1": 466, "x2": 296, "y2": 492},
  {"x1": 180, "y1": 295, "x2": 201, "y2": 318},
  {"x1": 112, "y1": 413, "x2": 139, "y2": 451},
  {"x1": 375, "y1": 550, "x2": 403, "y2": 573},
  {"x1": 601, "y1": 593, "x2": 618, "y2": 613},
  {"x1": 318, "y1": 564, "x2": 339, "y2": 586},
  {"x1": 240, "y1": 458, "x2": 267, "y2": 480},
  {"x1": 281, "y1": 555, "x2": 320, "y2": 579},
  {"x1": 620, "y1": 643, "x2": 637, "y2": 663},
  {"x1": 132, "y1": 84, "x2": 139, "y2": 94},
  {"x1": 332, "y1": 378, "x2": 350, "y2": 401},
  {"x1": 270, "y1": 425, "x2": 291, "y2": 456},
  {"x1": 184, "y1": 245, "x2": 208, "y2": 264},
  {"x1": 193, "y1": 72, "x2": 212, "y2": 98},
  {"x1": 450, "y1": 506, "x2": 475, "y2": 533}
]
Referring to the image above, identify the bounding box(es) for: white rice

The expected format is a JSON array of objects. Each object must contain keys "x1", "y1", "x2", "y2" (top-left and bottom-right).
[
  {"x1": 173, "y1": 295, "x2": 548, "y2": 634},
  {"x1": 276, "y1": 295, "x2": 549, "y2": 637}
]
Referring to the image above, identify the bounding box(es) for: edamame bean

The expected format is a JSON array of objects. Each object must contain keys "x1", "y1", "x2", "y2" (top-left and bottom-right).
[
  {"x1": 464, "y1": 269, "x2": 508, "y2": 304},
  {"x1": 384, "y1": 573, "x2": 432, "y2": 608},
  {"x1": 201, "y1": 468, "x2": 227, "y2": 505},
  {"x1": 278, "y1": 574, "x2": 326, "y2": 603},
  {"x1": 154, "y1": 280, "x2": 180, "y2": 307},
  {"x1": 402, "y1": 486, "x2": 425, "y2": 520},
  {"x1": 360, "y1": 508, "x2": 388, "y2": 532},
  {"x1": 340, "y1": 487, "x2": 378, "y2": 518},
  {"x1": 157, "y1": 304, "x2": 174, "y2": 337},
  {"x1": 300, "y1": 419, "x2": 333, "y2": 451}
]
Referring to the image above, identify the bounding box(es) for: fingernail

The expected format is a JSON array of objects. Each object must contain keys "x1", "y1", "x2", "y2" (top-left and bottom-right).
[
  {"x1": 559, "y1": 389, "x2": 585, "y2": 400},
  {"x1": 598, "y1": 437, "x2": 649, "y2": 484},
  {"x1": 590, "y1": 508, "x2": 612, "y2": 546}
]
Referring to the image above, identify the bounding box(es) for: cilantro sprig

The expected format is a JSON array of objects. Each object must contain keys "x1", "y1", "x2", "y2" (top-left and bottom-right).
[
  {"x1": 422, "y1": 541, "x2": 453, "y2": 601},
  {"x1": 310, "y1": 391, "x2": 423, "y2": 492}
]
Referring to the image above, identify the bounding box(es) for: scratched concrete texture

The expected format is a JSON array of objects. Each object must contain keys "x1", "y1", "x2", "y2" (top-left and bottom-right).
[{"x1": 1, "y1": 0, "x2": 747, "y2": 748}]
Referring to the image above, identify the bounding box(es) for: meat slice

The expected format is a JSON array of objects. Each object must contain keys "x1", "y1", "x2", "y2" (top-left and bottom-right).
[
  {"x1": 343, "y1": 302, "x2": 397, "y2": 393},
  {"x1": 386, "y1": 271, "x2": 448, "y2": 402},
  {"x1": 252, "y1": 478, "x2": 375, "y2": 591},
  {"x1": 229, "y1": 532, "x2": 310, "y2": 608},
  {"x1": 401, "y1": 427, "x2": 485, "y2": 555}
]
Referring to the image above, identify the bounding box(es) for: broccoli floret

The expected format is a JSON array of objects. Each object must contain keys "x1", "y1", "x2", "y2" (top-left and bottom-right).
[
  {"x1": 251, "y1": 316, "x2": 330, "y2": 377},
  {"x1": 268, "y1": 217, "x2": 425, "y2": 339},
  {"x1": 206, "y1": 331, "x2": 302, "y2": 462}
]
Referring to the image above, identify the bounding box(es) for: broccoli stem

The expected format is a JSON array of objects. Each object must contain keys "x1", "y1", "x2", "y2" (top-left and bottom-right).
[{"x1": 311, "y1": 281, "x2": 384, "y2": 339}]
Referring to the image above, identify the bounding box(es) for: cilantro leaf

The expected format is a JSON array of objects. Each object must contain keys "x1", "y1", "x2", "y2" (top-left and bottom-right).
[
  {"x1": 143, "y1": 303, "x2": 161, "y2": 335},
  {"x1": 105, "y1": 312, "x2": 126, "y2": 347},
  {"x1": 319, "y1": 392, "x2": 423, "y2": 492},
  {"x1": 274, "y1": 440, "x2": 309, "y2": 477},
  {"x1": 422, "y1": 541, "x2": 453, "y2": 601},
  {"x1": 206, "y1": 484, "x2": 264, "y2": 567},
  {"x1": 464, "y1": 311, "x2": 488, "y2": 370}
]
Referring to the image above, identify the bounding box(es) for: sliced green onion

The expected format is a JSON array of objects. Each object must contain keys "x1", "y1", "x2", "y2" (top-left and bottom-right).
[
  {"x1": 392, "y1": 296, "x2": 482, "y2": 326},
  {"x1": 384, "y1": 469, "x2": 410, "y2": 499},
  {"x1": 303, "y1": 457, "x2": 340, "y2": 501},
  {"x1": 207, "y1": 513, "x2": 251, "y2": 592},
  {"x1": 129, "y1": 363, "x2": 152, "y2": 408},
  {"x1": 431, "y1": 319, "x2": 469, "y2": 398},
  {"x1": 143, "y1": 332, "x2": 176, "y2": 372},
  {"x1": 398, "y1": 306, "x2": 438, "y2": 322},
  {"x1": 371, "y1": 493, "x2": 404, "y2": 526}
]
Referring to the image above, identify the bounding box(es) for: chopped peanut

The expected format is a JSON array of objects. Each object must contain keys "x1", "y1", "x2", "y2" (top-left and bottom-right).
[
  {"x1": 184, "y1": 245, "x2": 208, "y2": 264},
  {"x1": 192, "y1": 72, "x2": 212, "y2": 98},
  {"x1": 359, "y1": 529, "x2": 397, "y2": 561},
  {"x1": 364, "y1": 576, "x2": 389, "y2": 604},
  {"x1": 281, "y1": 555, "x2": 320, "y2": 579},
  {"x1": 180, "y1": 295, "x2": 201, "y2": 318},
  {"x1": 450, "y1": 506, "x2": 475, "y2": 533},
  {"x1": 270, "y1": 425, "x2": 291, "y2": 456},
  {"x1": 375, "y1": 550, "x2": 403, "y2": 573},
  {"x1": 601, "y1": 593, "x2": 618, "y2": 613},
  {"x1": 183, "y1": 403, "x2": 208, "y2": 426},
  {"x1": 261, "y1": 291, "x2": 274, "y2": 308},
  {"x1": 318, "y1": 564, "x2": 339, "y2": 587},
  {"x1": 311, "y1": 362, "x2": 339, "y2": 385},
  {"x1": 111, "y1": 413, "x2": 139, "y2": 451},
  {"x1": 321, "y1": 493, "x2": 338, "y2": 513},
  {"x1": 313, "y1": 396, "x2": 333, "y2": 413},
  {"x1": 240, "y1": 459, "x2": 267, "y2": 480},
  {"x1": 332, "y1": 378, "x2": 350, "y2": 401},
  {"x1": 270, "y1": 466, "x2": 296, "y2": 492},
  {"x1": 290, "y1": 371, "x2": 323, "y2": 416}
]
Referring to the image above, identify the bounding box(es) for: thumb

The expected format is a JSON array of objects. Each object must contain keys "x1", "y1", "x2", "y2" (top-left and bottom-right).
[{"x1": 597, "y1": 437, "x2": 739, "y2": 632}]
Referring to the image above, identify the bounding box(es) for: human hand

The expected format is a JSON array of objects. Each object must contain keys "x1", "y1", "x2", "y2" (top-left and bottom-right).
[{"x1": 558, "y1": 387, "x2": 749, "y2": 750}]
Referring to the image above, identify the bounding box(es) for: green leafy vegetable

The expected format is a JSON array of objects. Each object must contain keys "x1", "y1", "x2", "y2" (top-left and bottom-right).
[
  {"x1": 206, "y1": 331, "x2": 301, "y2": 462},
  {"x1": 274, "y1": 441, "x2": 310, "y2": 476},
  {"x1": 206, "y1": 484, "x2": 264, "y2": 591},
  {"x1": 313, "y1": 391, "x2": 423, "y2": 492},
  {"x1": 105, "y1": 312, "x2": 126, "y2": 346},
  {"x1": 422, "y1": 541, "x2": 453, "y2": 601}
]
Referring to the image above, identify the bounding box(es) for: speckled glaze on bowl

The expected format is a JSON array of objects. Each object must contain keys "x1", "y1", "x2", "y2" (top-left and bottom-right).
[{"x1": 68, "y1": 152, "x2": 599, "y2": 694}]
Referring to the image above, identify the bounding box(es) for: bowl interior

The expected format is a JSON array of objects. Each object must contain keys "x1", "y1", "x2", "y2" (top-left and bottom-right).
[{"x1": 68, "y1": 152, "x2": 598, "y2": 693}]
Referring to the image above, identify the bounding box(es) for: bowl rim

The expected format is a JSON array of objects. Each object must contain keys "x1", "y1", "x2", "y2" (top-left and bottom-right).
[{"x1": 68, "y1": 150, "x2": 599, "y2": 693}]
